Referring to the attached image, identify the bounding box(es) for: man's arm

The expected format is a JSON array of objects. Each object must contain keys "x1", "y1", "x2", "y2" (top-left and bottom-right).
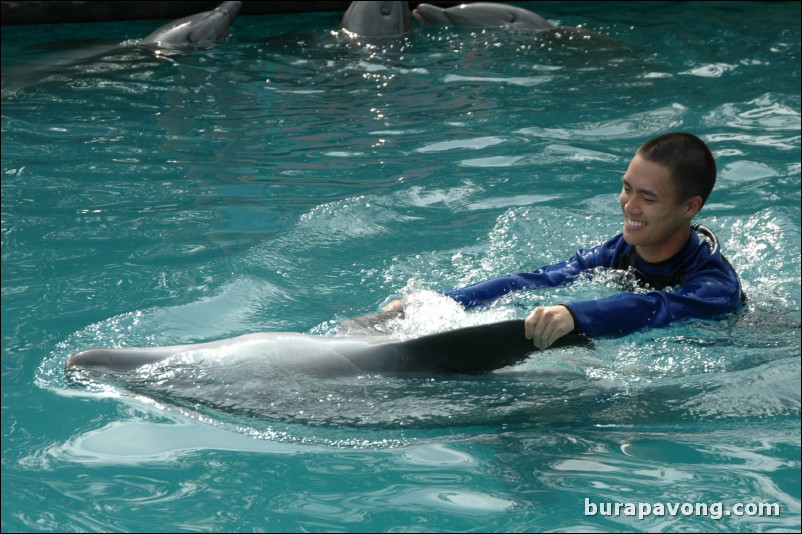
[{"x1": 566, "y1": 271, "x2": 743, "y2": 338}]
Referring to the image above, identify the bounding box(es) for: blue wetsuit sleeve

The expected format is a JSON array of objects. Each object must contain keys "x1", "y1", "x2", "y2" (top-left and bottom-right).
[
  {"x1": 441, "y1": 238, "x2": 623, "y2": 308},
  {"x1": 440, "y1": 261, "x2": 579, "y2": 308},
  {"x1": 566, "y1": 260, "x2": 743, "y2": 337}
]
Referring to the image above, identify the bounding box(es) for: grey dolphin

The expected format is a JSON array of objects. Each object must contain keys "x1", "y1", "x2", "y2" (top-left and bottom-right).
[
  {"x1": 2, "y1": 2, "x2": 242, "y2": 98},
  {"x1": 412, "y1": 2, "x2": 555, "y2": 31},
  {"x1": 138, "y1": 1, "x2": 242, "y2": 49},
  {"x1": 341, "y1": 1, "x2": 412, "y2": 38},
  {"x1": 66, "y1": 319, "x2": 589, "y2": 377}
]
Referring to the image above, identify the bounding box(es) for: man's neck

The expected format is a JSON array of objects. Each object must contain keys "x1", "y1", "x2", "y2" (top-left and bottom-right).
[{"x1": 635, "y1": 224, "x2": 693, "y2": 263}]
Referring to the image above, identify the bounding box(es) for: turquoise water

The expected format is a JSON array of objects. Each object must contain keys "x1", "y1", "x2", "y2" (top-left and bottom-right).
[{"x1": 2, "y1": 2, "x2": 800, "y2": 531}]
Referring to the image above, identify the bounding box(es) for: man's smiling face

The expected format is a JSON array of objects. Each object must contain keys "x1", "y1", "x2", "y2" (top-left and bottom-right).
[{"x1": 619, "y1": 154, "x2": 701, "y2": 263}]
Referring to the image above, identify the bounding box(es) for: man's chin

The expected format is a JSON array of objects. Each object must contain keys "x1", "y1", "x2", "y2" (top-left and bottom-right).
[{"x1": 622, "y1": 228, "x2": 640, "y2": 245}]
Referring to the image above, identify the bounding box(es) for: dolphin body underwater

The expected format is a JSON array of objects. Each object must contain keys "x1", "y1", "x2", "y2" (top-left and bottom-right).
[
  {"x1": 63, "y1": 309, "x2": 801, "y2": 426},
  {"x1": 66, "y1": 318, "x2": 589, "y2": 378}
]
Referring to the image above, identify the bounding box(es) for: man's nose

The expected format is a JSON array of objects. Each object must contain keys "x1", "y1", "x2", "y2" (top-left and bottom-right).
[{"x1": 622, "y1": 195, "x2": 639, "y2": 214}]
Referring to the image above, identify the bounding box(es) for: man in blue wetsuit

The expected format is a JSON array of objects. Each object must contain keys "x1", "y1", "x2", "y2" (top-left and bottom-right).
[{"x1": 384, "y1": 132, "x2": 745, "y2": 349}]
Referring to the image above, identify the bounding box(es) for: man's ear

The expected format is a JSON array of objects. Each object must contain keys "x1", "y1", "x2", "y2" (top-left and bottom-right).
[{"x1": 685, "y1": 195, "x2": 703, "y2": 217}]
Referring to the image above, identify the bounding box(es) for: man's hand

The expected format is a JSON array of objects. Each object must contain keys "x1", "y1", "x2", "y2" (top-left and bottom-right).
[
  {"x1": 382, "y1": 299, "x2": 405, "y2": 313},
  {"x1": 525, "y1": 305, "x2": 575, "y2": 350}
]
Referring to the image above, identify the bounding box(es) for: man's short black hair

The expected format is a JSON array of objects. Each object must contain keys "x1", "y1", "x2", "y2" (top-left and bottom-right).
[{"x1": 637, "y1": 132, "x2": 716, "y2": 207}]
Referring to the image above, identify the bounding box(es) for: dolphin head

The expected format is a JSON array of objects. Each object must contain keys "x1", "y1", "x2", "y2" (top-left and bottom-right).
[
  {"x1": 139, "y1": 1, "x2": 242, "y2": 50},
  {"x1": 413, "y1": 2, "x2": 555, "y2": 31},
  {"x1": 411, "y1": 3, "x2": 452, "y2": 26},
  {"x1": 341, "y1": 1, "x2": 412, "y2": 38}
]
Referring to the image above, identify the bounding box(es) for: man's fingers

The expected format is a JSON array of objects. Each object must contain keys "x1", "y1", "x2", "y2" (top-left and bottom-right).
[
  {"x1": 524, "y1": 307, "x2": 542, "y2": 341},
  {"x1": 382, "y1": 299, "x2": 405, "y2": 313},
  {"x1": 537, "y1": 321, "x2": 558, "y2": 350},
  {"x1": 525, "y1": 306, "x2": 574, "y2": 350},
  {"x1": 526, "y1": 308, "x2": 548, "y2": 349}
]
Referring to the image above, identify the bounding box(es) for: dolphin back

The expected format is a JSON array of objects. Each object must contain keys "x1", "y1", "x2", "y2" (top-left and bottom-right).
[{"x1": 393, "y1": 320, "x2": 588, "y2": 374}]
